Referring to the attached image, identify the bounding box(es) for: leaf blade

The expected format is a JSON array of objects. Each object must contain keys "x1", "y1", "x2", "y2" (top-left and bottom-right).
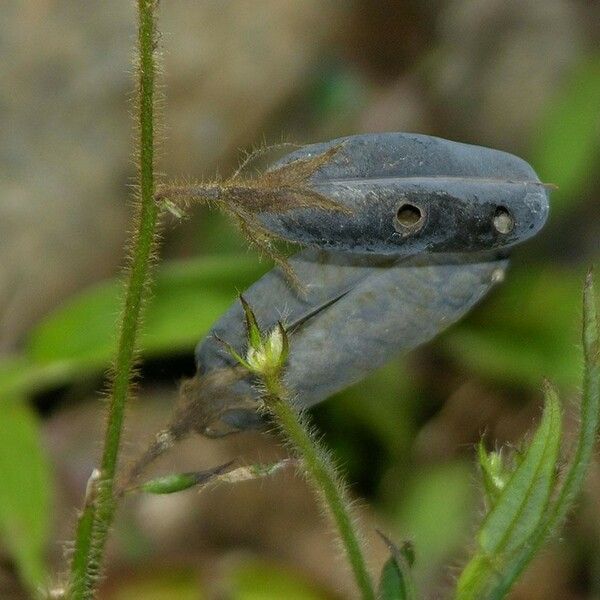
[
  {"x1": 0, "y1": 400, "x2": 52, "y2": 592},
  {"x1": 480, "y1": 270, "x2": 600, "y2": 599},
  {"x1": 456, "y1": 384, "x2": 562, "y2": 599}
]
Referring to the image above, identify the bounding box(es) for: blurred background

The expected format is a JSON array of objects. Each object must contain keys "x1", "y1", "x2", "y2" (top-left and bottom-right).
[{"x1": 1, "y1": 1, "x2": 600, "y2": 598}]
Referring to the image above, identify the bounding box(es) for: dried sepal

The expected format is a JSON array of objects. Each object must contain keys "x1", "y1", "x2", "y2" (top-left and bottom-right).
[
  {"x1": 213, "y1": 334, "x2": 251, "y2": 370},
  {"x1": 213, "y1": 458, "x2": 298, "y2": 486},
  {"x1": 230, "y1": 141, "x2": 301, "y2": 180},
  {"x1": 154, "y1": 143, "x2": 351, "y2": 288},
  {"x1": 239, "y1": 294, "x2": 262, "y2": 350}
]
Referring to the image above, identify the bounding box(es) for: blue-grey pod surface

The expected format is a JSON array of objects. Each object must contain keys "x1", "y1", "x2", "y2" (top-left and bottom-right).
[
  {"x1": 193, "y1": 133, "x2": 549, "y2": 432},
  {"x1": 258, "y1": 133, "x2": 549, "y2": 255},
  {"x1": 196, "y1": 250, "x2": 507, "y2": 430}
]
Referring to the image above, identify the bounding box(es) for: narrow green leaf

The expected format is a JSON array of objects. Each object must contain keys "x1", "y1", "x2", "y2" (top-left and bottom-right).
[
  {"x1": 548, "y1": 268, "x2": 600, "y2": 523},
  {"x1": 377, "y1": 533, "x2": 417, "y2": 600},
  {"x1": 478, "y1": 270, "x2": 600, "y2": 599},
  {"x1": 0, "y1": 400, "x2": 52, "y2": 592},
  {"x1": 29, "y1": 255, "x2": 264, "y2": 365},
  {"x1": 0, "y1": 255, "x2": 265, "y2": 399},
  {"x1": 239, "y1": 295, "x2": 263, "y2": 350},
  {"x1": 214, "y1": 334, "x2": 251, "y2": 370},
  {"x1": 378, "y1": 558, "x2": 410, "y2": 600},
  {"x1": 479, "y1": 382, "x2": 561, "y2": 556},
  {"x1": 276, "y1": 321, "x2": 290, "y2": 366},
  {"x1": 456, "y1": 383, "x2": 562, "y2": 599}
]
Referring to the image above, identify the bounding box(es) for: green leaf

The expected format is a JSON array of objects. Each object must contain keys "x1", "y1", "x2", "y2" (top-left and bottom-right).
[
  {"x1": 0, "y1": 255, "x2": 265, "y2": 398},
  {"x1": 456, "y1": 383, "x2": 562, "y2": 599},
  {"x1": 530, "y1": 57, "x2": 600, "y2": 212},
  {"x1": 377, "y1": 534, "x2": 417, "y2": 600},
  {"x1": 275, "y1": 321, "x2": 290, "y2": 366},
  {"x1": 480, "y1": 383, "x2": 561, "y2": 556},
  {"x1": 214, "y1": 333, "x2": 252, "y2": 370},
  {"x1": 378, "y1": 558, "x2": 411, "y2": 600},
  {"x1": 549, "y1": 269, "x2": 600, "y2": 525},
  {"x1": 0, "y1": 400, "x2": 52, "y2": 592},
  {"x1": 239, "y1": 295, "x2": 263, "y2": 350},
  {"x1": 476, "y1": 270, "x2": 600, "y2": 599}
]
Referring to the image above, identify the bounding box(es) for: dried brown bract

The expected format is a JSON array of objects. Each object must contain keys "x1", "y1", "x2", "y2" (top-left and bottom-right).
[{"x1": 156, "y1": 144, "x2": 351, "y2": 288}]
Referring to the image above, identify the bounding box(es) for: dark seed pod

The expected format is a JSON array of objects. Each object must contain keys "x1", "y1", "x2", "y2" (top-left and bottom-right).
[
  {"x1": 257, "y1": 133, "x2": 549, "y2": 255},
  {"x1": 190, "y1": 133, "x2": 550, "y2": 433},
  {"x1": 196, "y1": 249, "x2": 508, "y2": 430}
]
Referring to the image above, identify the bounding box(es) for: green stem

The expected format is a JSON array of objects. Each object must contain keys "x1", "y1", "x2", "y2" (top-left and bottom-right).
[
  {"x1": 68, "y1": 472, "x2": 97, "y2": 597},
  {"x1": 263, "y1": 374, "x2": 376, "y2": 600},
  {"x1": 67, "y1": 2, "x2": 160, "y2": 597}
]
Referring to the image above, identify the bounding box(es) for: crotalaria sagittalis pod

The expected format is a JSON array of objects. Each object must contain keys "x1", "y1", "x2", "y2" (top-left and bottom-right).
[{"x1": 190, "y1": 133, "x2": 549, "y2": 434}]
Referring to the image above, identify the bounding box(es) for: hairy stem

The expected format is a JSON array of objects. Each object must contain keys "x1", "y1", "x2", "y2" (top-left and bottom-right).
[
  {"x1": 262, "y1": 374, "x2": 375, "y2": 600},
  {"x1": 67, "y1": 1, "x2": 160, "y2": 597}
]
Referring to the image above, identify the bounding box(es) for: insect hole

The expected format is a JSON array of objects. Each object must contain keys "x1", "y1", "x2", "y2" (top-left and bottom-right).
[
  {"x1": 493, "y1": 206, "x2": 514, "y2": 234},
  {"x1": 394, "y1": 202, "x2": 425, "y2": 234}
]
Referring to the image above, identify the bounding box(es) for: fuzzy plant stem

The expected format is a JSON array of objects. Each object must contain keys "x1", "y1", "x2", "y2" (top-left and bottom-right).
[
  {"x1": 262, "y1": 373, "x2": 376, "y2": 600},
  {"x1": 67, "y1": 1, "x2": 160, "y2": 597}
]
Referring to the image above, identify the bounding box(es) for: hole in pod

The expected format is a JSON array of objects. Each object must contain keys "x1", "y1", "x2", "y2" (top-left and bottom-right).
[
  {"x1": 493, "y1": 206, "x2": 514, "y2": 234},
  {"x1": 394, "y1": 203, "x2": 424, "y2": 233}
]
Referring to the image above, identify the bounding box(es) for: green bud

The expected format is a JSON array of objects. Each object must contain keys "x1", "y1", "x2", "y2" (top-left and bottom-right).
[
  {"x1": 245, "y1": 321, "x2": 289, "y2": 374},
  {"x1": 218, "y1": 299, "x2": 290, "y2": 376},
  {"x1": 478, "y1": 441, "x2": 511, "y2": 506},
  {"x1": 139, "y1": 472, "x2": 202, "y2": 494},
  {"x1": 136, "y1": 461, "x2": 234, "y2": 494}
]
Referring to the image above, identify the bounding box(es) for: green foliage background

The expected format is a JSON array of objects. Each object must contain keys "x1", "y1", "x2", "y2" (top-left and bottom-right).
[{"x1": 1, "y1": 5, "x2": 599, "y2": 599}]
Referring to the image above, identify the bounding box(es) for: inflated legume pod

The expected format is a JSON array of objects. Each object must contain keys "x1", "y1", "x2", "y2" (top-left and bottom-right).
[
  {"x1": 193, "y1": 133, "x2": 549, "y2": 432},
  {"x1": 257, "y1": 133, "x2": 549, "y2": 255}
]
